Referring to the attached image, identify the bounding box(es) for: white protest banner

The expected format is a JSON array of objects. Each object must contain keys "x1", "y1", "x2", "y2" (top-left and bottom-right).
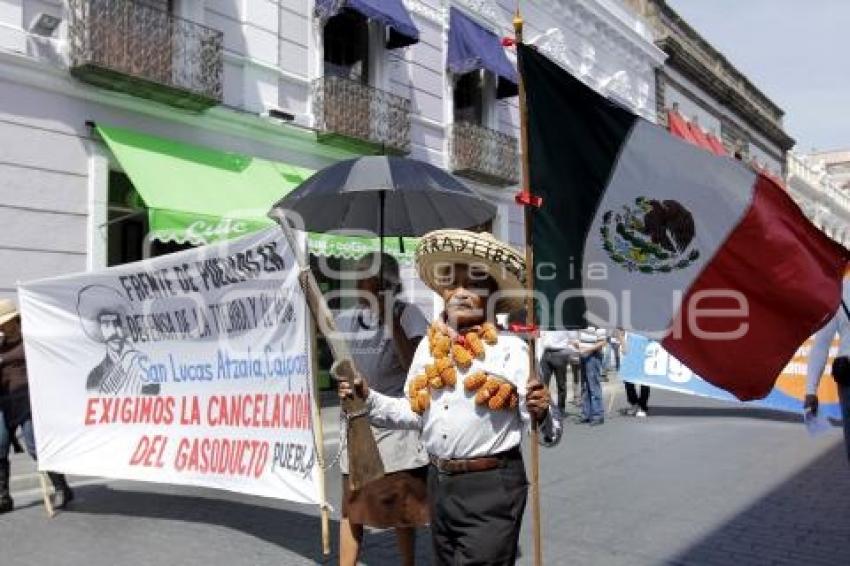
[{"x1": 19, "y1": 227, "x2": 320, "y2": 504}]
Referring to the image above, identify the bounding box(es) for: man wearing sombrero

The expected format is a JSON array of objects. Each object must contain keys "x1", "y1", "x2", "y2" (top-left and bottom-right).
[
  {"x1": 76, "y1": 285, "x2": 155, "y2": 396},
  {"x1": 340, "y1": 230, "x2": 562, "y2": 565}
]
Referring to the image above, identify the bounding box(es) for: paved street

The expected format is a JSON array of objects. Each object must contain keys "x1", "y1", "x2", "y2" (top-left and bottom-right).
[{"x1": 3, "y1": 383, "x2": 849, "y2": 566}]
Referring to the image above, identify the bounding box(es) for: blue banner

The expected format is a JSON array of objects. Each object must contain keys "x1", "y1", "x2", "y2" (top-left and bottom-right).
[{"x1": 620, "y1": 334, "x2": 843, "y2": 420}]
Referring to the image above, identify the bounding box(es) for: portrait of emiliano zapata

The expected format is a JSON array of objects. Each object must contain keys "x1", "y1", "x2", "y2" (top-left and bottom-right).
[{"x1": 76, "y1": 285, "x2": 159, "y2": 396}]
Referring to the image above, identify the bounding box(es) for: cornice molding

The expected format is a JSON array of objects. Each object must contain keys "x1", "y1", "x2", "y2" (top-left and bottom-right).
[
  {"x1": 454, "y1": 0, "x2": 502, "y2": 29},
  {"x1": 533, "y1": 0, "x2": 666, "y2": 67},
  {"x1": 659, "y1": 37, "x2": 794, "y2": 151},
  {"x1": 402, "y1": 0, "x2": 444, "y2": 26},
  {"x1": 647, "y1": 0, "x2": 784, "y2": 120},
  {"x1": 786, "y1": 153, "x2": 850, "y2": 240}
]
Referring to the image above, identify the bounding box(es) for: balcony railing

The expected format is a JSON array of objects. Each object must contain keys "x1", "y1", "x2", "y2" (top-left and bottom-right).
[
  {"x1": 68, "y1": 0, "x2": 223, "y2": 111},
  {"x1": 451, "y1": 121, "x2": 519, "y2": 186},
  {"x1": 787, "y1": 153, "x2": 850, "y2": 213},
  {"x1": 312, "y1": 76, "x2": 411, "y2": 155}
]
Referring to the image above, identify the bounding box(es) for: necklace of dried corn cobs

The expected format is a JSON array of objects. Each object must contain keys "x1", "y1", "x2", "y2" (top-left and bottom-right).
[{"x1": 408, "y1": 321, "x2": 519, "y2": 414}]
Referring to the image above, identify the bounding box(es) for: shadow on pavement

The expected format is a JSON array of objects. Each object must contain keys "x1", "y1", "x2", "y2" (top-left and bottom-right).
[
  {"x1": 66, "y1": 484, "x2": 430, "y2": 565},
  {"x1": 647, "y1": 405, "x2": 805, "y2": 424},
  {"x1": 670, "y1": 443, "x2": 850, "y2": 566}
]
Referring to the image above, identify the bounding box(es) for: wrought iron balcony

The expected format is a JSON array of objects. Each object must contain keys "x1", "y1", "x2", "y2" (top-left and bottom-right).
[
  {"x1": 451, "y1": 122, "x2": 519, "y2": 186},
  {"x1": 68, "y1": 0, "x2": 223, "y2": 111},
  {"x1": 312, "y1": 76, "x2": 411, "y2": 155}
]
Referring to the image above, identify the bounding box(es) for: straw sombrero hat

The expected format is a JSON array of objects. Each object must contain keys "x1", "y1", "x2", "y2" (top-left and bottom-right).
[
  {"x1": 76, "y1": 285, "x2": 131, "y2": 343},
  {"x1": 0, "y1": 299, "x2": 20, "y2": 327},
  {"x1": 416, "y1": 230, "x2": 526, "y2": 313}
]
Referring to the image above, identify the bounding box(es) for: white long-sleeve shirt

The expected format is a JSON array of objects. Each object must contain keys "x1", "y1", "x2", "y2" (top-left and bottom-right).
[
  {"x1": 366, "y1": 333, "x2": 562, "y2": 459},
  {"x1": 807, "y1": 280, "x2": 850, "y2": 394}
]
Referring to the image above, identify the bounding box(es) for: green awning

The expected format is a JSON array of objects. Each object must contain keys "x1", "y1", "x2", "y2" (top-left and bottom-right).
[
  {"x1": 97, "y1": 124, "x2": 418, "y2": 262},
  {"x1": 308, "y1": 233, "x2": 417, "y2": 264},
  {"x1": 97, "y1": 124, "x2": 313, "y2": 244}
]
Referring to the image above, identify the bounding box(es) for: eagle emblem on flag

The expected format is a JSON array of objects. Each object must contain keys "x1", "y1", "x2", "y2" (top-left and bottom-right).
[{"x1": 600, "y1": 197, "x2": 700, "y2": 274}]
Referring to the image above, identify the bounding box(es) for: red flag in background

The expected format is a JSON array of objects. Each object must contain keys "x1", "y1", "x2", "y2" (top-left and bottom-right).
[
  {"x1": 667, "y1": 109, "x2": 699, "y2": 145},
  {"x1": 706, "y1": 133, "x2": 728, "y2": 156}
]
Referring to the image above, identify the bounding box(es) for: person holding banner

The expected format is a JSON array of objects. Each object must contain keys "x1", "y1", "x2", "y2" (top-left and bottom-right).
[
  {"x1": 339, "y1": 230, "x2": 561, "y2": 565},
  {"x1": 335, "y1": 252, "x2": 430, "y2": 566},
  {"x1": 0, "y1": 300, "x2": 74, "y2": 513},
  {"x1": 617, "y1": 329, "x2": 652, "y2": 418},
  {"x1": 805, "y1": 273, "x2": 850, "y2": 462}
]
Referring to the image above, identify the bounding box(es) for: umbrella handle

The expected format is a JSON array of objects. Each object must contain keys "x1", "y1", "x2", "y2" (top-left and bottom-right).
[{"x1": 379, "y1": 191, "x2": 385, "y2": 290}]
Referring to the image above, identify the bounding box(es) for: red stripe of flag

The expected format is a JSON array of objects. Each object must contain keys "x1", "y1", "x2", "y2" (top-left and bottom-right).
[{"x1": 662, "y1": 174, "x2": 849, "y2": 400}]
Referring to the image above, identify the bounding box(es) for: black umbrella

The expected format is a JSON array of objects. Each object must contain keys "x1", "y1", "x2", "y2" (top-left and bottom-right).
[{"x1": 271, "y1": 155, "x2": 496, "y2": 239}]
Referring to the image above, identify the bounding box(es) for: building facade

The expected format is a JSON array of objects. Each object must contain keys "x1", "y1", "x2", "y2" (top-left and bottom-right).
[
  {"x1": 807, "y1": 150, "x2": 850, "y2": 192},
  {"x1": 624, "y1": 0, "x2": 794, "y2": 177},
  {"x1": 786, "y1": 152, "x2": 850, "y2": 248},
  {"x1": 0, "y1": 0, "x2": 666, "y2": 300}
]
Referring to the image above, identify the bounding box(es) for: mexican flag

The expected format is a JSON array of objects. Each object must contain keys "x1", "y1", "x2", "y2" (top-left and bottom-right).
[{"x1": 518, "y1": 44, "x2": 849, "y2": 400}]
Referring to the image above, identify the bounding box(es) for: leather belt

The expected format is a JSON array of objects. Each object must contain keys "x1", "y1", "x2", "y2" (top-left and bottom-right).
[{"x1": 429, "y1": 447, "x2": 519, "y2": 475}]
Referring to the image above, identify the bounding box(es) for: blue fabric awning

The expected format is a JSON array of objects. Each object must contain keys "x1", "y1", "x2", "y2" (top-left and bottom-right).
[
  {"x1": 315, "y1": 0, "x2": 420, "y2": 49},
  {"x1": 447, "y1": 7, "x2": 518, "y2": 98}
]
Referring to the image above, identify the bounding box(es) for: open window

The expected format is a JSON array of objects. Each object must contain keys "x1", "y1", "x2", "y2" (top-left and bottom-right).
[
  {"x1": 447, "y1": 9, "x2": 519, "y2": 186},
  {"x1": 454, "y1": 70, "x2": 485, "y2": 126},
  {"x1": 323, "y1": 9, "x2": 371, "y2": 84},
  {"x1": 106, "y1": 170, "x2": 193, "y2": 267},
  {"x1": 107, "y1": 171, "x2": 146, "y2": 267},
  {"x1": 314, "y1": 1, "x2": 416, "y2": 153}
]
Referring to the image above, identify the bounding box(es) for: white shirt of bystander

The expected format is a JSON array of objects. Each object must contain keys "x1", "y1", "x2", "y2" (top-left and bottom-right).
[{"x1": 807, "y1": 280, "x2": 850, "y2": 395}]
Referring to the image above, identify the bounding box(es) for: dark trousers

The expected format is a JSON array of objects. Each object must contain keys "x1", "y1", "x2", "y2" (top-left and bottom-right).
[
  {"x1": 0, "y1": 410, "x2": 36, "y2": 462},
  {"x1": 610, "y1": 343, "x2": 621, "y2": 371},
  {"x1": 838, "y1": 383, "x2": 850, "y2": 463},
  {"x1": 427, "y1": 452, "x2": 528, "y2": 565},
  {"x1": 624, "y1": 382, "x2": 650, "y2": 411},
  {"x1": 539, "y1": 349, "x2": 574, "y2": 410}
]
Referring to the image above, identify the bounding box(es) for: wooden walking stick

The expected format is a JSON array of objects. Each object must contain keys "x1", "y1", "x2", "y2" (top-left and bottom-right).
[
  {"x1": 307, "y1": 318, "x2": 331, "y2": 555},
  {"x1": 38, "y1": 472, "x2": 56, "y2": 518},
  {"x1": 270, "y1": 211, "x2": 385, "y2": 491},
  {"x1": 513, "y1": 7, "x2": 544, "y2": 566}
]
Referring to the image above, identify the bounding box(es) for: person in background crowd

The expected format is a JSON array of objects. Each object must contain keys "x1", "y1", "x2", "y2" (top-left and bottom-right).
[
  {"x1": 335, "y1": 253, "x2": 430, "y2": 566},
  {"x1": 618, "y1": 329, "x2": 651, "y2": 418},
  {"x1": 538, "y1": 330, "x2": 579, "y2": 414},
  {"x1": 567, "y1": 346, "x2": 582, "y2": 405},
  {"x1": 805, "y1": 271, "x2": 850, "y2": 463},
  {"x1": 0, "y1": 299, "x2": 74, "y2": 513},
  {"x1": 339, "y1": 230, "x2": 561, "y2": 565},
  {"x1": 609, "y1": 327, "x2": 623, "y2": 374},
  {"x1": 573, "y1": 327, "x2": 608, "y2": 426}
]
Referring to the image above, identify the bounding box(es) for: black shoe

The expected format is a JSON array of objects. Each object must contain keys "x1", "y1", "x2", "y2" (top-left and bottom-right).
[
  {"x1": 573, "y1": 417, "x2": 591, "y2": 424},
  {"x1": 52, "y1": 488, "x2": 74, "y2": 509},
  {"x1": 47, "y1": 473, "x2": 74, "y2": 509},
  {"x1": 589, "y1": 419, "x2": 605, "y2": 427},
  {"x1": 0, "y1": 495, "x2": 13, "y2": 514},
  {"x1": 0, "y1": 459, "x2": 12, "y2": 513}
]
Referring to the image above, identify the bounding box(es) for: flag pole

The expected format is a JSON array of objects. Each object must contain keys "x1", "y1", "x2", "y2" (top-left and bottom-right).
[{"x1": 513, "y1": 8, "x2": 544, "y2": 566}]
